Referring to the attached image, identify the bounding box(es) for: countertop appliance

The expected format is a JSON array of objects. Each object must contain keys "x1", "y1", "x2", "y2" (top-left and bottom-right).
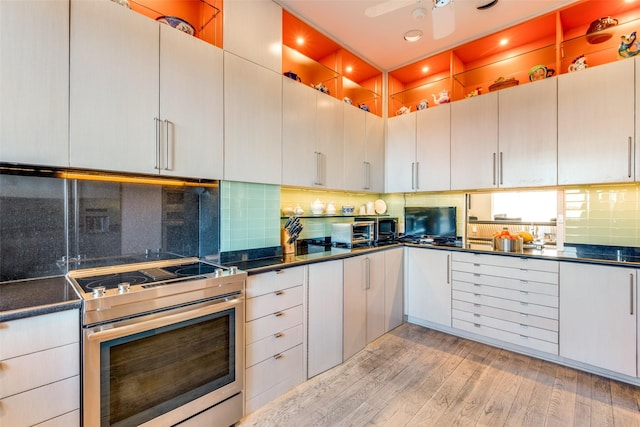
[
  {"x1": 66, "y1": 257, "x2": 246, "y2": 427},
  {"x1": 331, "y1": 221, "x2": 374, "y2": 248},
  {"x1": 355, "y1": 216, "x2": 398, "y2": 244}
]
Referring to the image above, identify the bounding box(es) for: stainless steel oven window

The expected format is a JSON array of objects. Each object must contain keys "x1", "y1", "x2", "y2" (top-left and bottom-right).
[{"x1": 98, "y1": 308, "x2": 236, "y2": 426}]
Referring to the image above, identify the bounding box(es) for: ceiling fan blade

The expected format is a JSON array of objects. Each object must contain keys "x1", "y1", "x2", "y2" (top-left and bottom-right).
[
  {"x1": 432, "y1": 2, "x2": 455, "y2": 39},
  {"x1": 365, "y1": 0, "x2": 418, "y2": 18}
]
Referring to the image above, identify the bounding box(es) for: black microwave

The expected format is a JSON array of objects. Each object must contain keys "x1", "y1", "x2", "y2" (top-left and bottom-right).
[{"x1": 355, "y1": 217, "x2": 398, "y2": 243}]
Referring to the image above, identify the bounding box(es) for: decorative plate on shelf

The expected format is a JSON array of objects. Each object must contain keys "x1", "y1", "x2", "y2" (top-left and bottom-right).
[{"x1": 374, "y1": 199, "x2": 387, "y2": 215}]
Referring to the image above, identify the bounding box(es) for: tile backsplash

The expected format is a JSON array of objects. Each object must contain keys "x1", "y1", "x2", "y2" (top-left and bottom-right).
[{"x1": 565, "y1": 184, "x2": 640, "y2": 247}]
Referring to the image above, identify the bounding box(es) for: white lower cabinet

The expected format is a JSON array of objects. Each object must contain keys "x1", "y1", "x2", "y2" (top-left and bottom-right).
[
  {"x1": 384, "y1": 247, "x2": 404, "y2": 332},
  {"x1": 451, "y1": 252, "x2": 559, "y2": 355},
  {"x1": 0, "y1": 310, "x2": 80, "y2": 426},
  {"x1": 308, "y1": 259, "x2": 344, "y2": 378},
  {"x1": 343, "y1": 252, "x2": 385, "y2": 361},
  {"x1": 560, "y1": 262, "x2": 637, "y2": 377},
  {"x1": 244, "y1": 267, "x2": 305, "y2": 414},
  {"x1": 405, "y1": 247, "x2": 452, "y2": 328}
]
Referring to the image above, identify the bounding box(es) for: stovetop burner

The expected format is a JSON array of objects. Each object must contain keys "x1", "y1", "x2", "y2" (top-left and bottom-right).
[{"x1": 77, "y1": 271, "x2": 154, "y2": 292}]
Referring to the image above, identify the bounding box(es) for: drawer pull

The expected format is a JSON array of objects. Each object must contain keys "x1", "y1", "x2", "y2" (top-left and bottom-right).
[
  {"x1": 519, "y1": 269, "x2": 528, "y2": 273},
  {"x1": 473, "y1": 313, "x2": 481, "y2": 318},
  {"x1": 473, "y1": 303, "x2": 481, "y2": 308},
  {"x1": 473, "y1": 293, "x2": 481, "y2": 297},
  {"x1": 520, "y1": 302, "x2": 529, "y2": 306},
  {"x1": 275, "y1": 290, "x2": 284, "y2": 296},
  {"x1": 473, "y1": 323, "x2": 481, "y2": 328},
  {"x1": 519, "y1": 335, "x2": 529, "y2": 339},
  {"x1": 519, "y1": 312, "x2": 528, "y2": 317},
  {"x1": 520, "y1": 290, "x2": 529, "y2": 295},
  {"x1": 473, "y1": 263, "x2": 481, "y2": 267},
  {"x1": 520, "y1": 280, "x2": 528, "y2": 284},
  {"x1": 273, "y1": 353, "x2": 284, "y2": 360},
  {"x1": 473, "y1": 283, "x2": 481, "y2": 287},
  {"x1": 275, "y1": 270, "x2": 285, "y2": 274},
  {"x1": 274, "y1": 332, "x2": 284, "y2": 338},
  {"x1": 274, "y1": 311, "x2": 284, "y2": 317},
  {"x1": 473, "y1": 273, "x2": 481, "y2": 277},
  {"x1": 519, "y1": 324, "x2": 528, "y2": 328}
]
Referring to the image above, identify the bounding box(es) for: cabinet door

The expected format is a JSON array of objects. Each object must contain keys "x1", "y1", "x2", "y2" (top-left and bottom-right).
[
  {"x1": 499, "y1": 78, "x2": 557, "y2": 188},
  {"x1": 0, "y1": 0, "x2": 69, "y2": 167},
  {"x1": 365, "y1": 114, "x2": 385, "y2": 193},
  {"x1": 343, "y1": 256, "x2": 367, "y2": 360},
  {"x1": 559, "y1": 263, "x2": 636, "y2": 377},
  {"x1": 384, "y1": 247, "x2": 404, "y2": 332},
  {"x1": 70, "y1": 0, "x2": 159, "y2": 174},
  {"x1": 159, "y1": 26, "x2": 223, "y2": 179},
  {"x1": 406, "y1": 248, "x2": 451, "y2": 327},
  {"x1": 282, "y1": 78, "x2": 317, "y2": 187},
  {"x1": 308, "y1": 260, "x2": 343, "y2": 378},
  {"x1": 315, "y1": 95, "x2": 344, "y2": 189},
  {"x1": 343, "y1": 106, "x2": 367, "y2": 191},
  {"x1": 366, "y1": 252, "x2": 386, "y2": 343},
  {"x1": 416, "y1": 105, "x2": 450, "y2": 191},
  {"x1": 386, "y1": 114, "x2": 417, "y2": 193},
  {"x1": 450, "y1": 92, "x2": 499, "y2": 190},
  {"x1": 224, "y1": 53, "x2": 282, "y2": 185},
  {"x1": 558, "y1": 59, "x2": 635, "y2": 185}
]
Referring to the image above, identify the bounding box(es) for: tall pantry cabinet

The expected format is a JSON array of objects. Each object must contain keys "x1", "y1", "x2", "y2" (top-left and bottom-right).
[
  {"x1": 69, "y1": 0, "x2": 224, "y2": 179},
  {"x1": 0, "y1": 0, "x2": 69, "y2": 167}
]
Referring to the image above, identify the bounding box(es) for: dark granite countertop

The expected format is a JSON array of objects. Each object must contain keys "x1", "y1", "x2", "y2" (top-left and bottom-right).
[{"x1": 0, "y1": 276, "x2": 81, "y2": 322}]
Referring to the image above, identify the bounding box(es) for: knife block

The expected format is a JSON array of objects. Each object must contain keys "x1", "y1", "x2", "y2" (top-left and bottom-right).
[{"x1": 281, "y1": 228, "x2": 296, "y2": 254}]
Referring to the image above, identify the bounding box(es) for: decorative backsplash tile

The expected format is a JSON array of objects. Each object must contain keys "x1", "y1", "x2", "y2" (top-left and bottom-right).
[{"x1": 565, "y1": 184, "x2": 640, "y2": 247}]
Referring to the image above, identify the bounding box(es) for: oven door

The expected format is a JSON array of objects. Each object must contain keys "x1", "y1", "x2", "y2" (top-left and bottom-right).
[{"x1": 82, "y1": 295, "x2": 244, "y2": 427}]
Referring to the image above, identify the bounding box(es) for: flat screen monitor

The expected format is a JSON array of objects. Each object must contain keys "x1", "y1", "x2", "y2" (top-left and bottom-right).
[{"x1": 404, "y1": 206, "x2": 457, "y2": 238}]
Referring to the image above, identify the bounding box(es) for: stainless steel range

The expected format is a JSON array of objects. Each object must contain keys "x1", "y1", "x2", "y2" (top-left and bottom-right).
[{"x1": 66, "y1": 257, "x2": 246, "y2": 427}]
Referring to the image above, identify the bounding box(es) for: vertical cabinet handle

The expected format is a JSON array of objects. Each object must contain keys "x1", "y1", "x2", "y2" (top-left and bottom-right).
[
  {"x1": 163, "y1": 119, "x2": 174, "y2": 171},
  {"x1": 630, "y1": 273, "x2": 634, "y2": 315},
  {"x1": 411, "y1": 162, "x2": 415, "y2": 190},
  {"x1": 628, "y1": 136, "x2": 633, "y2": 178},
  {"x1": 499, "y1": 152, "x2": 504, "y2": 185},
  {"x1": 364, "y1": 257, "x2": 371, "y2": 290},
  {"x1": 154, "y1": 117, "x2": 162, "y2": 170},
  {"x1": 363, "y1": 161, "x2": 371, "y2": 190},
  {"x1": 492, "y1": 152, "x2": 497, "y2": 185},
  {"x1": 446, "y1": 254, "x2": 450, "y2": 284},
  {"x1": 415, "y1": 161, "x2": 420, "y2": 190},
  {"x1": 314, "y1": 151, "x2": 323, "y2": 185}
]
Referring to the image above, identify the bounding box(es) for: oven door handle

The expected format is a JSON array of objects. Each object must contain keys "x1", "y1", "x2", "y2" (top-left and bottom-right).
[{"x1": 86, "y1": 296, "x2": 243, "y2": 342}]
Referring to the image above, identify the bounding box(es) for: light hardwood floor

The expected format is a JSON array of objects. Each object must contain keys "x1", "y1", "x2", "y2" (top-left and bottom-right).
[{"x1": 238, "y1": 323, "x2": 640, "y2": 427}]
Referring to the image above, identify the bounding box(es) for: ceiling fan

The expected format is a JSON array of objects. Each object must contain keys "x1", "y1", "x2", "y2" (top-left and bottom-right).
[{"x1": 365, "y1": 0, "x2": 499, "y2": 40}]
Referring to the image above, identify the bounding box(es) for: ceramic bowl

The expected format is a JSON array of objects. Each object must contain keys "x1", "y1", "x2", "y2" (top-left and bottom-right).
[
  {"x1": 156, "y1": 16, "x2": 196, "y2": 36},
  {"x1": 342, "y1": 206, "x2": 355, "y2": 215}
]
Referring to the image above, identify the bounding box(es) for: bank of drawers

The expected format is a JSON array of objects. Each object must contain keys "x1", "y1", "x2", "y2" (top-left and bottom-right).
[
  {"x1": 0, "y1": 310, "x2": 80, "y2": 426},
  {"x1": 451, "y1": 252, "x2": 559, "y2": 355},
  {"x1": 245, "y1": 266, "x2": 305, "y2": 413}
]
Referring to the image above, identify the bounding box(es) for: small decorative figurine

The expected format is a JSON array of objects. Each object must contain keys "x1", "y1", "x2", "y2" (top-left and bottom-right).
[
  {"x1": 528, "y1": 65, "x2": 555, "y2": 81},
  {"x1": 466, "y1": 87, "x2": 482, "y2": 98},
  {"x1": 618, "y1": 32, "x2": 640, "y2": 58},
  {"x1": 416, "y1": 99, "x2": 428, "y2": 110},
  {"x1": 359, "y1": 103, "x2": 370, "y2": 112},
  {"x1": 311, "y1": 83, "x2": 330, "y2": 95},
  {"x1": 396, "y1": 105, "x2": 411, "y2": 115},
  {"x1": 568, "y1": 55, "x2": 588, "y2": 72}
]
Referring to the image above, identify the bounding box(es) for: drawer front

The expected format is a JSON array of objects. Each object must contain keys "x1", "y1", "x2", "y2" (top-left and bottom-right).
[
  {"x1": 246, "y1": 266, "x2": 305, "y2": 298},
  {"x1": 452, "y1": 309, "x2": 558, "y2": 343},
  {"x1": 0, "y1": 376, "x2": 79, "y2": 427},
  {"x1": 246, "y1": 324, "x2": 304, "y2": 368},
  {"x1": 0, "y1": 342, "x2": 79, "y2": 399},
  {"x1": 452, "y1": 280, "x2": 558, "y2": 308},
  {"x1": 246, "y1": 285, "x2": 303, "y2": 321},
  {"x1": 452, "y1": 290, "x2": 558, "y2": 320},
  {"x1": 452, "y1": 299, "x2": 558, "y2": 331},
  {"x1": 246, "y1": 344, "x2": 304, "y2": 399},
  {"x1": 246, "y1": 305, "x2": 303, "y2": 344},
  {"x1": 451, "y1": 261, "x2": 558, "y2": 283},
  {"x1": 0, "y1": 310, "x2": 79, "y2": 360},
  {"x1": 452, "y1": 270, "x2": 558, "y2": 295},
  {"x1": 453, "y1": 318, "x2": 558, "y2": 354},
  {"x1": 452, "y1": 252, "x2": 559, "y2": 273},
  {"x1": 37, "y1": 409, "x2": 80, "y2": 427}
]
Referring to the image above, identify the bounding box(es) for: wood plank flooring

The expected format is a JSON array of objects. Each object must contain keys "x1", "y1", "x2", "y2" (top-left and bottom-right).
[{"x1": 237, "y1": 323, "x2": 640, "y2": 427}]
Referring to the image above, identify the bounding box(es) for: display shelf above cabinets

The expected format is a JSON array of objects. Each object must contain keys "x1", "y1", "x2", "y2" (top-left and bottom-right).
[
  {"x1": 388, "y1": 76, "x2": 451, "y2": 118},
  {"x1": 128, "y1": 0, "x2": 222, "y2": 48},
  {"x1": 282, "y1": 10, "x2": 382, "y2": 116}
]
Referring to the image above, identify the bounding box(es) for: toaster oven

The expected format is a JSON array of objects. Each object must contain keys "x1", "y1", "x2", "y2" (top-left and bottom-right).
[
  {"x1": 355, "y1": 217, "x2": 398, "y2": 244},
  {"x1": 331, "y1": 221, "x2": 374, "y2": 248}
]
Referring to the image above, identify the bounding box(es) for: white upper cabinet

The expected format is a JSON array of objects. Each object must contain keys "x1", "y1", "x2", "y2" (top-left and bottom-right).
[
  {"x1": 282, "y1": 79, "x2": 343, "y2": 189},
  {"x1": 416, "y1": 105, "x2": 451, "y2": 192},
  {"x1": 558, "y1": 59, "x2": 635, "y2": 185},
  {"x1": 224, "y1": 52, "x2": 282, "y2": 185},
  {"x1": 223, "y1": 0, "x2": 282, "y2": 73},
  {"x1": 386, "y1": 113, "x2": 417, "y2": 193},
  {"x1": 70, "y1": 0, "x2": 223, "y2": 179},
  {"x1": 0, "y1": 0, "x2": 69, "y2": 167},
  {"x1": 498, "y1": 78, "x2": 557, "y2": 188},
  {"x1": 451, "y1": 92, "x2": 499, "y2": 190},
  {"x1": 343, "y1": 106, "x2": 384, "y2": 192}
]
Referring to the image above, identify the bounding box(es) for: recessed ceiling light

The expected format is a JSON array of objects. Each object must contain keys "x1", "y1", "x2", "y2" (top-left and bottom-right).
[
  {"x1": 296, "y1": 37, "x2": 304, "y2": 45},
  {"x1": 422, "y1": 66, "x2": 429, "y2": 73},
  {"x1": 346, "y1": 66, "x2": 353, "y2": 73},
  {"x1": 499, "y1": 38, "x2": 508, "y2": 46},
  {"x1": 404, "y1": 29, "x2": 423, "y2": 42}
]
